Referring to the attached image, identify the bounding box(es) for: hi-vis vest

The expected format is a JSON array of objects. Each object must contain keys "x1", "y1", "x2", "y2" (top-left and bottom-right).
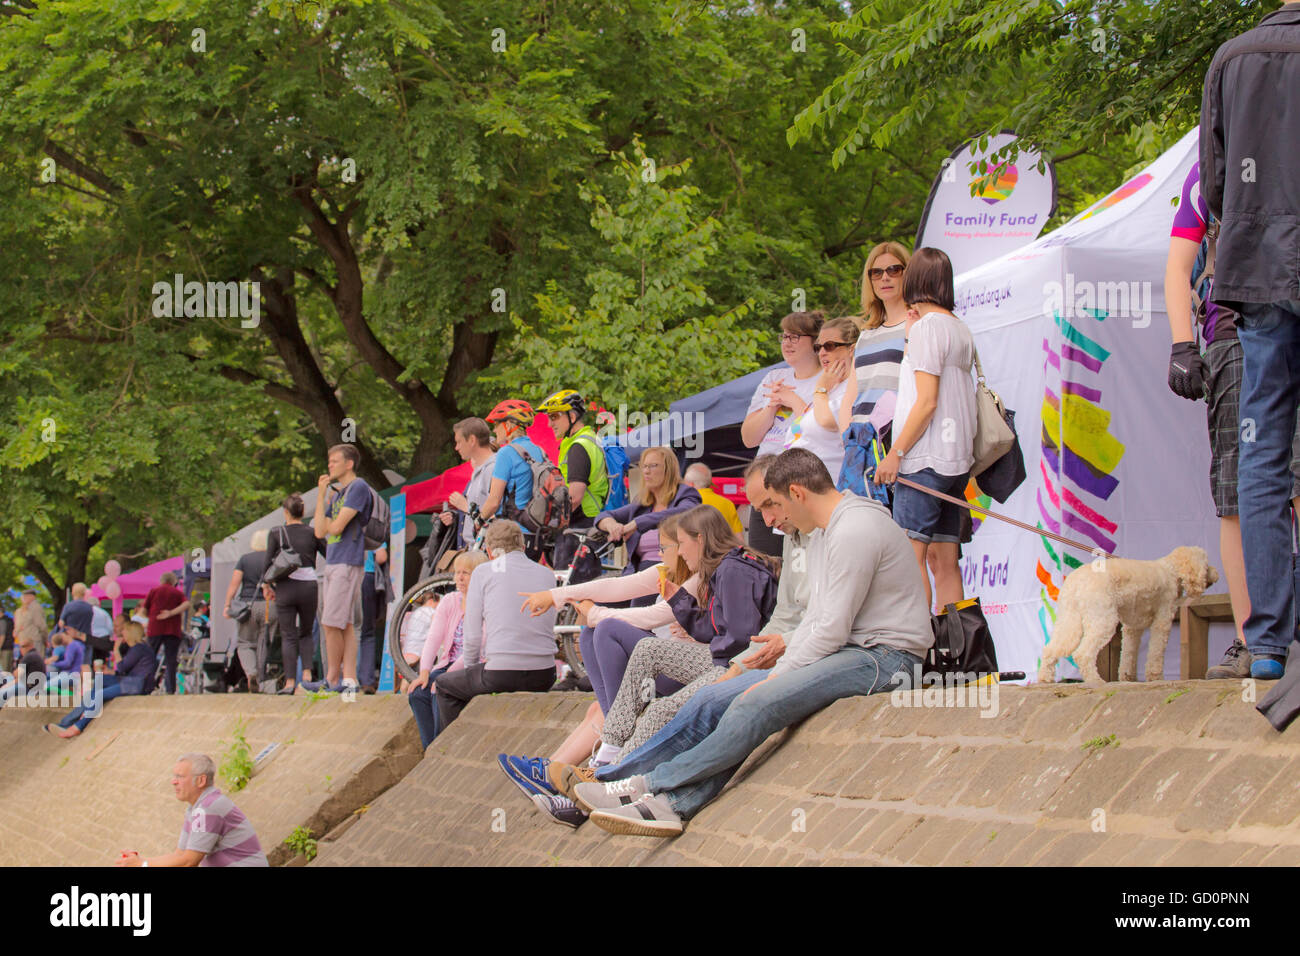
[{"x1": 559, "y1": 426, "x2": 609, "y2": 518}]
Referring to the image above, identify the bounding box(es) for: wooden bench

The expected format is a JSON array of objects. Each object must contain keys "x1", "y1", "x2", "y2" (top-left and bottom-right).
[{"x1": 1095, "y1": 591, "x2": 1235, "y2": 681}]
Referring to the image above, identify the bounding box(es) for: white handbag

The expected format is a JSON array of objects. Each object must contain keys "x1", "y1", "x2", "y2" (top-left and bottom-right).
[{"x1": 970, "y1": 347, "x2": 1015, "y2": 477}]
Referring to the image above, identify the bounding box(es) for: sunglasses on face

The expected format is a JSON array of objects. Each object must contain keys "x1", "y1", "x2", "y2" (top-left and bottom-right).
[
  {"x1": 869, "y1": 264, "x2": 906, "y2": 281},
  {"x1": 813, "y1": 341, "x2": 853, "y2": 353}
]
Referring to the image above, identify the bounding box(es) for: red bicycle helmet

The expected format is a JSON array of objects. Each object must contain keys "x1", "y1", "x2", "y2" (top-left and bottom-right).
[{"x1": 486, "y1": 399, "x2": 535, "y2": 428}]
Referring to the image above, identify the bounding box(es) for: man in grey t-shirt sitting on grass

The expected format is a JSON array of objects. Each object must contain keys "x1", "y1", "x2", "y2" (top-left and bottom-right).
[{"x1": 573, "y1": 447, "x2": 934, "y2": 836}]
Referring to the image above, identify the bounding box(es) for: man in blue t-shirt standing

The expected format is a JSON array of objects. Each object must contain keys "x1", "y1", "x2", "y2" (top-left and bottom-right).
[
  {"x1": 308, "y1": 443, "x2": 373, "y2": 692},
  {"x1": 478, "y1": 400, "x2": 550, "y2": 556}
]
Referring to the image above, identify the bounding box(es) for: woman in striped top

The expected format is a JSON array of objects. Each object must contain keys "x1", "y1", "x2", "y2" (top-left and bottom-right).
[{"x1": 852, "y1": 241, "x2": 912, "y2": 439}]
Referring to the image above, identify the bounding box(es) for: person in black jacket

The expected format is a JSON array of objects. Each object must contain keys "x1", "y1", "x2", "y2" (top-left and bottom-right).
[
  {"x1": 262, "y1": 493, "x2": 326, "y2": 694},
  {"x1": 1200, "y1": 2, "x2": 1300, "y2": 679},
  {"x1": 43, "y1": 621, "x2": 157, "y2": 738}
]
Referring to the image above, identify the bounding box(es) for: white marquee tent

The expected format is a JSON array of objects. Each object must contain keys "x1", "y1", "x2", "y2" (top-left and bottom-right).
[{"x1": 954, "y1": 126, "x2": 1232, "y2": 680}]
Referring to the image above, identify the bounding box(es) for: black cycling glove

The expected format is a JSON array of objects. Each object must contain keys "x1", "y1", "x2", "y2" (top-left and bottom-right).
[{"x1": 1168, "y1": 342, "x2": 1207, "y2": 401}]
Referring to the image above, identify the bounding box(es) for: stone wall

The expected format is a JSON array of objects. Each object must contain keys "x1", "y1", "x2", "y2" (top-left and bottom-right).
[
  {"x1": 0, "y1": 693, "x2": 420, "y2": 866},
  {"x1": 313, "y1": 681, "x2": 1300, "y2": 866}
]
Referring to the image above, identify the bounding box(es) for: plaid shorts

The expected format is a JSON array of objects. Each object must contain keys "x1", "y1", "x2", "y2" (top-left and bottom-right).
[{"x1": 1205, "y1": 336, "x2": 1300, "y2": 517}]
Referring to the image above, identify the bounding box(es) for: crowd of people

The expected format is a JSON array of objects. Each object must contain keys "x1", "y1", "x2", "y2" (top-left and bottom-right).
[{"x1": 10, "y1": 6, "x2": 1298, "y2": 847}]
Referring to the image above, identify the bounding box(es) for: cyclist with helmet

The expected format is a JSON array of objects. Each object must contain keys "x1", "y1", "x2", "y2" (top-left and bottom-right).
[
  {"x1": 537, "y1": 389, "x2": 609, "y2": 530},
  {"x1": 478, "y1": 400, "x2": 551, "y2": 536}
]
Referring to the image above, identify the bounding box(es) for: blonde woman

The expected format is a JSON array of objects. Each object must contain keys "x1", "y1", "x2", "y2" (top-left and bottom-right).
[
  {"x1": 406, "y1": 549, "x2": 491, "y2": 749},
  {"x1": 596, "y1": 445, "x2": 701, "y2": 578},
  {"x1": 853, "y1": 241, "x2": 912, "y2": 436}
]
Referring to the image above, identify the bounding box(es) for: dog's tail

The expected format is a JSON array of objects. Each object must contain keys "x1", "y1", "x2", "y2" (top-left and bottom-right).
[{"x1": 1039, "y1": 595, "x2": 1083, "y2": 683}]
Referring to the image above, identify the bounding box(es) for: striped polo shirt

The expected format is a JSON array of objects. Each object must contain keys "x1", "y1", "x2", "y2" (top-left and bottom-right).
[{"x1": 178, "y1": 787, "x2": 269, "y2": 867}]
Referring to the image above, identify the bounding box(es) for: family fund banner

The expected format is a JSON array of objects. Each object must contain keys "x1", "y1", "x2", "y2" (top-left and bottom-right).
[
  {"x1": 954, "y1": 127, "x2": 1221, "y2": 681},
  {"x1": 917, "y1": 131, "x2": 1057, "y2": 277}
]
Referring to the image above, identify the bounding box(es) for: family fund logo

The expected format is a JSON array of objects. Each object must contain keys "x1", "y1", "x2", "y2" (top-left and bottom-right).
[
  {"x1": 50, "y1": 886, "x2": 151, "y2": 936},
  {"x1": 151, "y1": 274, "x2": 260, "y2": 328}
]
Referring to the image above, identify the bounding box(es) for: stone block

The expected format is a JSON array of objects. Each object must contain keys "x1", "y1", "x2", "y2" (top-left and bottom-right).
[
  {"x1": 1239, "y1": 755, "x2": 1300, "y2": 828},
  {"x1": 1109, "y1": 747, "x2": 1223, "y2": 817},
  {"x1": 1040, "y1": 745, "x2": 1157, "y2": 820},
  {"x1": 1174, "y1": 754, "x2": 1286, "y2": 833}
]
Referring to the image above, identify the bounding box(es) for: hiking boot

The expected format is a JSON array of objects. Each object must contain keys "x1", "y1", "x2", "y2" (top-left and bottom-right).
[
  {"x1": 1206, "y1": 640, "x2": 1251, "y2": 680},
  {"x1": 548, "y1": 761, "x2": 598, "y2": 799}
]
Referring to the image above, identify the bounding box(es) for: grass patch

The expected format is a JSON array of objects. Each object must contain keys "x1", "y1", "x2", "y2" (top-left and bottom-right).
[
  {"x1": 1081, "y1": 733, "x2": 1119, "y2": 752},
  {"x1": 219, "y1": 717, "x2": 255, "y2": 792},
  {"x1": 1164, "y1": 689, "x2": 1189, "y2": 704}
]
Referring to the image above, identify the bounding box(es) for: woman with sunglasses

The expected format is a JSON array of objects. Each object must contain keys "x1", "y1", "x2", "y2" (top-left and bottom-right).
[
  {"x1": 782, "y1": 315, "x2": 860, "y2": 483},
  {"x1": 871, "y1": 247, "x2": 975, "y2": 613},
  {"x1": 852, "y1": 242, "x2": 912, "y2": 438},
  {"x1": 740, "y1": 310, "x2": 825, "y2": 555}
]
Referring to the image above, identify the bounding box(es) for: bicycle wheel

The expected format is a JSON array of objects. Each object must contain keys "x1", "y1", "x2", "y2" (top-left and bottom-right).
[{"x1": 387, "y1": 573, "x2": 461, "y2": 683}]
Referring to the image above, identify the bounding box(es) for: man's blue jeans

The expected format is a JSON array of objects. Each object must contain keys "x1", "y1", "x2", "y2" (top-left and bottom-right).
[
  {"x1": 595, "y1": 669, "x2": 765, "y2": 781},
  {"x1": 56, "y1": 675, "x2": 146, "y2": 732},
  {"x1": 639, "y1": 643, "x2": 920, "y2": 819},
  {"x1": 1237, "y1": 300, "x2": 1300, "y2": 658}
]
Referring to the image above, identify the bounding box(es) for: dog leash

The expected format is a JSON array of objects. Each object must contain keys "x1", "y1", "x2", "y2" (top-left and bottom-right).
[{"x1": 893, "y1": 476, "x2": 1110, "y2": 557}]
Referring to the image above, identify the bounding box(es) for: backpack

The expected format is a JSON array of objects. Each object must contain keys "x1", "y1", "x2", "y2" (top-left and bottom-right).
[
  {"x1": 601, "y1": 436, "x2": 631, "y2": 510},
  {"x1": 1190, "y1": 214, "x2": 1239, "y2": 335},
  {"x1": 362, "y1": 486, "x2": 390, "y2": 550},
  {"x1": 508, "y1": 445, "x2": 571, "y2": 534},
  {"x1": 837, "y1": 422, "x2": 892, "y2": 509}
]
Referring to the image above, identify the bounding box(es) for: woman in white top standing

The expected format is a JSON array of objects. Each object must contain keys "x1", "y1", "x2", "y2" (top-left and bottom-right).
[
  {"x1": 739, "y1": 310, "x2": 825, "y2": 555},
  {"x1": 873, "y1": 247, "x2": 976, "y2": 612},
  {"x1": 783, "y1": 315, "x2": 859, "y2": 483}
]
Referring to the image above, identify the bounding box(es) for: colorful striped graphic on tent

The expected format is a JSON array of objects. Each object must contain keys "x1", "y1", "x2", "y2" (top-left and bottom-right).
[{"x1": 1036, "y1": 310, "x2": 1127, "y2": 658}]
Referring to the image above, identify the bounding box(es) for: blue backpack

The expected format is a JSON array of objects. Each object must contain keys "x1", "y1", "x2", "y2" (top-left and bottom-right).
[
  {"x1": 837, "y1": 423, "x2": 892, "y2": 509},
  {"x1": 601, "y1": 436, "x2": 631, "y2": 510}
]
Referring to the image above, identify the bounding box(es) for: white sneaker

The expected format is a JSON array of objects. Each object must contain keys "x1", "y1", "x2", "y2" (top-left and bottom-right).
[
  {"x1": 572, "y1": 774, "x2": 648, "y2": 814},
  {"x1": 589, "y1": 793, "x2": 683, "y2": 837}
]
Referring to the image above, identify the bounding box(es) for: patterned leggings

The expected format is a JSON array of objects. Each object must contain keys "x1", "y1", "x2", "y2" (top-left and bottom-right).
[{"x1": 601, "y1": 637, "x2": 725, "y2": 755}]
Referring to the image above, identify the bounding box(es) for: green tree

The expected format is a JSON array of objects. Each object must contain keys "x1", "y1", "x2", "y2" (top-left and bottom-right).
[{"x1": 789, "y1": 0, "x2": 1264, "y2": 182}]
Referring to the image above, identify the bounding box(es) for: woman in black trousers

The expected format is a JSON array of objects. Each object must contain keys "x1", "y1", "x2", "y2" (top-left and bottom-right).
[{"x1": 262, "y1": 493, "x2": 326, "y2": 694}]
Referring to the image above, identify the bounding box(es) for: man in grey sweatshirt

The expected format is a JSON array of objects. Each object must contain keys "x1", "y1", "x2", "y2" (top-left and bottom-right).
[
  {"x1": 575, "y1": 447, "x2": 932, "y2": 836},
  {"x1": 434, "y1": 521, "x2": 558, "y2": 736}
]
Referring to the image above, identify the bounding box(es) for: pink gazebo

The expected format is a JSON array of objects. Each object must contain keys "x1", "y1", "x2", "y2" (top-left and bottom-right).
[{"x1": 89, "y1": 555, "x2": 185, "y2": 618}]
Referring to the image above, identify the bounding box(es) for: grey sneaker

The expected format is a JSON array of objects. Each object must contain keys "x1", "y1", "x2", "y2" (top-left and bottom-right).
[
  {"x1": 589, "y1": 793, "x2": 683, "y2": 837},
  {"x1": 572, "y1": 774, "x2": 649, "y2": 814},
  {"x1": 1207, "y1": 640, "x2": 1251, "y2": 680}
]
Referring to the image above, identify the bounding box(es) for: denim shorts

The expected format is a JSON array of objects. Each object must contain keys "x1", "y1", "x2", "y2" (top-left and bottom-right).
[{"x1": 893, "y1": 468, "x2": 970, "y2": 544}]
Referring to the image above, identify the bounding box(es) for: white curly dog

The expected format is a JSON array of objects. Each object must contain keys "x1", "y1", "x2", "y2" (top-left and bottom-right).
[{"x1": 1038, "y1": 546, "x2": 1219, "y2": 684}]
